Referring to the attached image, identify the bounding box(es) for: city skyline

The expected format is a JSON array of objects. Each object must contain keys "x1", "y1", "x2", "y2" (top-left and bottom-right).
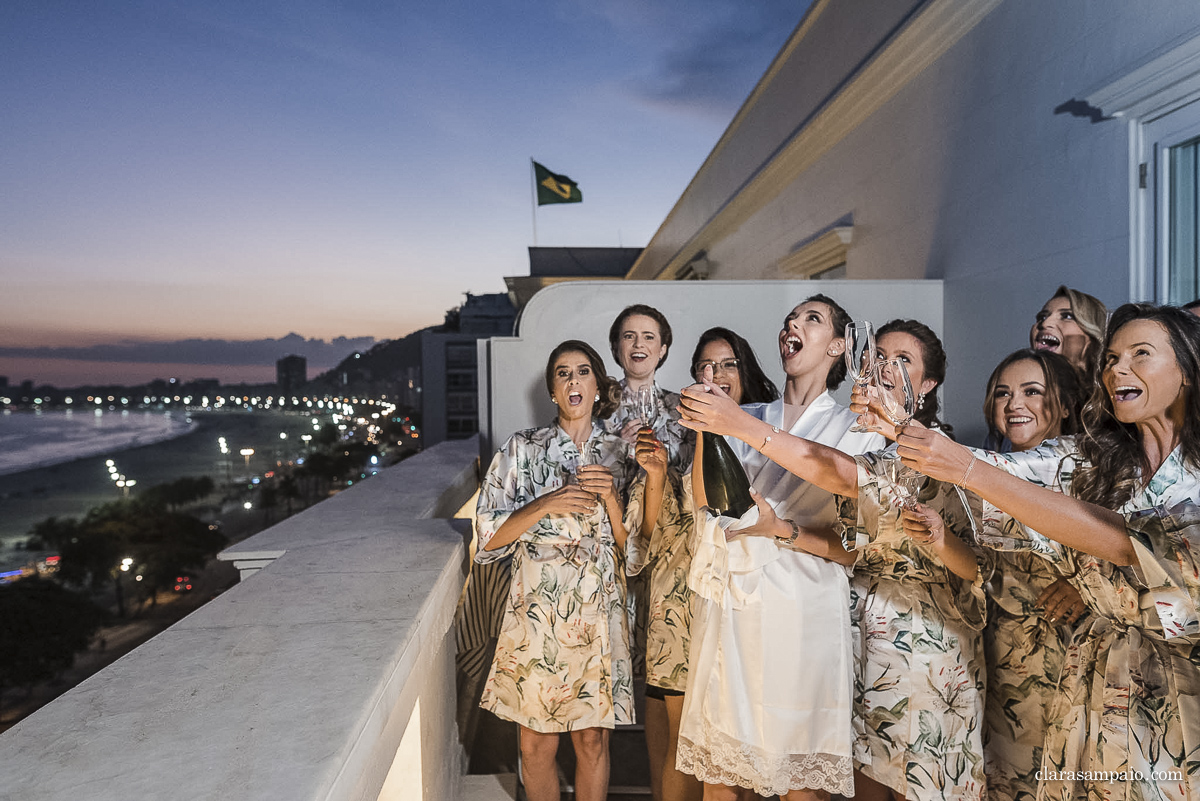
[{"x1": 1, "y1": 0, "x2": 803, "y2": 385}]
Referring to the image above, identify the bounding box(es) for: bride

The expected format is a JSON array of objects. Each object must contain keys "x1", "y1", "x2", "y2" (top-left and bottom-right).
[{"x1": 676, "y1": 295, "x2": 883, "y2": 800}]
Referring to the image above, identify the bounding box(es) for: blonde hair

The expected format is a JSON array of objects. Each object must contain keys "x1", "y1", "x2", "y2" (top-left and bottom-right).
[{"x1": 1052, "y1": 286, "x2": 1107, "y2": 373}]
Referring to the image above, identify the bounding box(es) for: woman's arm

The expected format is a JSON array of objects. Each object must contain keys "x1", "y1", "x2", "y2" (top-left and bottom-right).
[
  {"x1": 677, "y1": 381, "x2": 859, "y2": 496},
  {"x1": 634, "y1": 427, "x2": 669, "y2": 542},
  {"x1": 895, "y1": 427, "x2": 1135, "y2": 565},
  {"x1": 691, "y1": 427, "x2": 708, "y2": 510}
]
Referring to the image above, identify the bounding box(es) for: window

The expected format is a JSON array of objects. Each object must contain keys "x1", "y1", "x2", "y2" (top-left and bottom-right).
[
  {"x1": 445, "y1": 343, "x2": 476, "y2": 369},
  {"x1": 1086, "y1": 32, "x2": 1200, "y2": 302},
  {"x1": 1145, "y1": 100, "x2": 1200, "y2": 303},
  {"x1": 446, "y1": 371, "x2": 476, "y2": 391}
]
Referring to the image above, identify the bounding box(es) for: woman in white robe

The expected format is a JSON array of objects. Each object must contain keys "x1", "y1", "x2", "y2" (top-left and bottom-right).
[{"x1": 676, "y1": 295, "x2": 884, "y2": 800}]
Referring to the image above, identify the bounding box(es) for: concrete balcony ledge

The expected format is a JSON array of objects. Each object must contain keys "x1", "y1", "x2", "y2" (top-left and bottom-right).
[{"x1": 0, "y1": 437, "x2": 482, "y2": 801}]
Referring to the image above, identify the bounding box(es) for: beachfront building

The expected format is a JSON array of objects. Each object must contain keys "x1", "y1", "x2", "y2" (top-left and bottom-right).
[
  {"x1": 275, "y1": 354, "x2": 307, "y2": 399},
  {"x1": 8, "y1": 2, "x2": 1200, "y2": 799}
]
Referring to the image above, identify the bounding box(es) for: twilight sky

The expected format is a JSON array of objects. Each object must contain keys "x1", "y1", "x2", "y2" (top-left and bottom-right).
[{"x1": 0, "y1": 0, "x2": 802, "y2": 386}]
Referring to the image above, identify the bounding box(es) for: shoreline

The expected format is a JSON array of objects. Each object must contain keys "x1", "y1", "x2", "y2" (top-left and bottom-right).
[
  {"x1": 0, "y1": 409, "x2": 319, "y2": 570},
  {"x1": 0, "y1": 409, "x2": 197, "y2": 478}
]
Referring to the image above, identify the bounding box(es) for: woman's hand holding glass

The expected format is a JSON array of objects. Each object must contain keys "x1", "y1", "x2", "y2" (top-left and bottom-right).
[
  {"x1": 538, "y1": 483, "x2": 605, "y2": 517},
  {"x1": 576, "y1": 464, "x2": 618, "y2": 507},
  {"x1": 900, "y1": 502, "x2": 946, "y2": 546},
  {"x1": 633, "y1": 426, "x2": 667, "y2": 480}
]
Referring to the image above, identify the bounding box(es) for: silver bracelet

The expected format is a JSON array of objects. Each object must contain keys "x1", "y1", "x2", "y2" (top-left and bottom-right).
[
  {"x1": 775, "y1": 518, "x2": 801, "y2": 545},
  {"x1": 957, "y1": 452, "x2": 978, "y2": 488}
]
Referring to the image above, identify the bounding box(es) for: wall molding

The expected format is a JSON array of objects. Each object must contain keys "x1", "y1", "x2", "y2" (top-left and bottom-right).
[
  {"x1": 1087, "y1": 31, "x2": 1200, "y2": 121},
  {"x1": 778, "y1": 226, "x2": 854, "y2": 277}
]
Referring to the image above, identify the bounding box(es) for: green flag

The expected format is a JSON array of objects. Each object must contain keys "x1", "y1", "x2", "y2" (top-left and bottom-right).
[{"x1": 533, "y1": 161, "x2": 582, "y2": 205}]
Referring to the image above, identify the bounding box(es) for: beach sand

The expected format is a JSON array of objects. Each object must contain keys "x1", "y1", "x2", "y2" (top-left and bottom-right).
[{"x1": 0, "y1": 410, "x2": 320, "y2": 571}]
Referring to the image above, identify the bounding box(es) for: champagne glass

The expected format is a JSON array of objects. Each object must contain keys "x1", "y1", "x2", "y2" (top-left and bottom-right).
[
  {"x1": 635, "y1": 386, "x2": 657, "y2": 429},
  {"x1": 874, "y1": 358, "x2": 919, "y2": 508},
  {"x1": 874, "y1": 358, "x2": 915, "y2": 429},
  {"x1": 845, "y1": 321, "x2": 876, "y2": 433},
  {"x1": 566, "y1": 438, "x2": 593, "y2": 487}
]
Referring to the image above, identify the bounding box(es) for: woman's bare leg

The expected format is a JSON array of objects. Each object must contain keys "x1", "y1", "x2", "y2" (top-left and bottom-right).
[
  {"x1": 850, "y1": 769, "x2": 902, "y2": 801},
  {"x1": 783, "y1": 788, "x2": 831, "y2": 801},
  {"x1": 569, "y1": 727, "x2": 610, "y2": 801},
  {"x1": 645, "y1": 695, "x2": 668, "y2": 800},
  {"x1": 661, "y1": 694, "x2": 702, "y2": 801},
  {"x1": 519, "y1": 726, "x2": 561, "y2": 801},
  {"x1": 702, "y1": 782, "x2": 754, "y2": 800}
]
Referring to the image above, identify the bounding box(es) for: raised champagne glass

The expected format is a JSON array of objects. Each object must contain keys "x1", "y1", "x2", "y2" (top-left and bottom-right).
[{"x1": 845, "y1": 321, "x2": 876, "y2": 433}]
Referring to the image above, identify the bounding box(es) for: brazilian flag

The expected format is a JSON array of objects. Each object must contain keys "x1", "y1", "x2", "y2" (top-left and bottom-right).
[{"x1": 533, "y1": 161, "x2": 582, "y2": 205}]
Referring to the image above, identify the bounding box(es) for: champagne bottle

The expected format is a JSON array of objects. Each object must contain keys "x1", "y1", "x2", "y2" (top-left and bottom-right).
[{"x1": 701, "y1": 431, "x2": 754, "y2": 518}]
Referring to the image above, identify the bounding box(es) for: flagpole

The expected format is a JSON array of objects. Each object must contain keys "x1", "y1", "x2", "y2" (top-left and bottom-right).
[{"x1": 529, "y1": 158, "x2": 538, "y2": 246}]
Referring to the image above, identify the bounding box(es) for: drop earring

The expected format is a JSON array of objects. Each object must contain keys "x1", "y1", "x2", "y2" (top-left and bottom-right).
[{"x1": 917, "y1": 392, "x2": 926, "y2": 410}]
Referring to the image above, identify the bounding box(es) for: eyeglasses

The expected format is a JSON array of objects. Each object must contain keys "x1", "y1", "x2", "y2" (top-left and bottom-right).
[{"x1": 694, "y1": 358, "x2": 740, "y2": 376}]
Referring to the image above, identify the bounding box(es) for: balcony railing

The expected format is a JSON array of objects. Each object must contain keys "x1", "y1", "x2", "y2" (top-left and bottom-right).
[{"x1": 0, "y1": 436, "x2": 486, "y2": 801}]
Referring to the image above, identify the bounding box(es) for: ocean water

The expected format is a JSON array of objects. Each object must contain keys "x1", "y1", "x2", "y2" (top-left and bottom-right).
[{"x1": 0, "y1": 409, "x2": 196, "y2": 477}]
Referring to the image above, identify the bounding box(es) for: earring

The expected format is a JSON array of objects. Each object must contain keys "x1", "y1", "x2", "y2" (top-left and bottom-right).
[
  {"x1": 550, "y1": 395, "x2": 557, "y2": 404},
  {"x1": 594, "y1": 393, "x2": 601, "y2": 402},
  {"x1": 917, "y1": 392, "x2": 926, "y2": 410}
]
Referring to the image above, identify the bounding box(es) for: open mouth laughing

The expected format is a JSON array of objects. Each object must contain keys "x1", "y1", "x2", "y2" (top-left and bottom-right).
[
  {"x1": 1112, "y1": 385, "x2": 1143, "y2": 403},
  {"x1": 566, "y1": 390, "x2": 584, "y2": 407},
  {"x1": 1033, "y1": 333, "x2": 1060, "y2": 351}
]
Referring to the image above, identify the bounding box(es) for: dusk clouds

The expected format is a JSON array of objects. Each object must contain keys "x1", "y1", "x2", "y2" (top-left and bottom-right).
[
  {"x1": 630, "y1": 0, "x2": 803, "y2": 118},
  {"x1": 0, "y1": 335, "x2": 377, "y2": 369}
]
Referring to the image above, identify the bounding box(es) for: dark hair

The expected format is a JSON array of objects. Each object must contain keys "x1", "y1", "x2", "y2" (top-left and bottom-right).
[
  {"x1": 608, "y1": 304, "x2": 673, "y2": 370},
  {"x1": 1182, "y1": 299, "x2": 1200, "y2": 312},
  {"x1": 689, "y1": 327, "x2": 780, "y2": 405},
  {"x1": 983, "y1": 349, "x2": 1084, "y2": 446},
  {"x1": 799, "y1": 294, "x2": 853, "y2": 390},
  {"x1": 1073, "y1": 303, "x2": 1200, "y2": 509},
  {"x1": 544, "y1": 340, "x2": 621, "y2": 419},
  {"x1": 876, "y1": 319, "x2": 951, "y2": 433}
]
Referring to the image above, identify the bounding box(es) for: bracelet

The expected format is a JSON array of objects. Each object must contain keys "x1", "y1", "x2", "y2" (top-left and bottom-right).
[
  {"x1": 775, "y1": 518, "x2": 801, "y2": 545},
  {"x1": 957, "y1": 452, "x2": 978, "y2": 488},
  {"x1": 760, "y1": 425, "x2": 781, "y2": 452}
]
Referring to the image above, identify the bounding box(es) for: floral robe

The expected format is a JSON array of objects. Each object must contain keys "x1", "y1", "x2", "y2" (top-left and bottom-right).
[
  {"x1": 977, "y1": 439, "x2": 1200, "y2": 801},
  {"x1": 837, "y1": 448, "x2": 990, "y2": 801},
  {"x1": 984, "y1": 549, "x2": 1073, "y2": 801},
  {"x1": 605, "y1": 379, "x2": 692, "y2": 681},
  {"x1": 625, "y1": 467, "x2": 695, "y2": 692},
  {"x1": 475, "y1": 422, "x2": 633, "y2": 732}
]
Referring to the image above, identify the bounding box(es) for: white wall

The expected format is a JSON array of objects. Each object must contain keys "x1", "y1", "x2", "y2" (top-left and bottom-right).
[
  {"x1": 626, "y1": 0, "x2": 1200, "y2": 444},
  {"x1": 479, "y1": 279, "x2": 942, "y2": 455}
]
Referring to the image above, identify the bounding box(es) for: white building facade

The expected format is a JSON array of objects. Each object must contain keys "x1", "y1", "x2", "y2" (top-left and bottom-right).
[{"x1": 627, "y1": 0, "x2": 1200, "y2": 444}]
